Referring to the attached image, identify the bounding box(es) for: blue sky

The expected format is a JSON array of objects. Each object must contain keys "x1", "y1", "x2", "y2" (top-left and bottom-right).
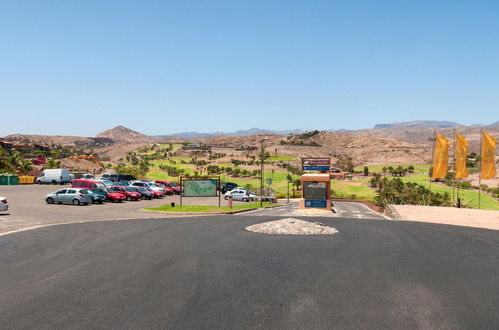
[{"x1": 1, "y1": 0, "x2": 498, "y2": 136}]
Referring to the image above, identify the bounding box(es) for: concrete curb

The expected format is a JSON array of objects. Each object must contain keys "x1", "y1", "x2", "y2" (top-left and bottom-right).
[
  {"x1": 142, "y1": 204, "x2": 286, "y2": 216},
  {"x1": 385, "y1": 205, "x2": 402, "y2": 219}
]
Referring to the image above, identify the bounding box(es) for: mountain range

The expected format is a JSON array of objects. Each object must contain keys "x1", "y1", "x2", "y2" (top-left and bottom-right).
[{"x1": 152, "y1": 128, "x2": 304, "y2": 139}]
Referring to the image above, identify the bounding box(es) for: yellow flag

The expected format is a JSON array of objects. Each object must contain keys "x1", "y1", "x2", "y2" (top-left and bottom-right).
[
  {"x1": 455, "y1": 132, "x2": 469, "y2": 179},
  {"x1": 481, "y1": 131, "x2": 497, "y2": 179},
  {"x1": 432, "y1": 133, "x2": 450, "y2": 179}
]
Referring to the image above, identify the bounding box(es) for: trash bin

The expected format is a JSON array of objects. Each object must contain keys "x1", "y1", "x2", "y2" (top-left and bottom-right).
[
  {"x1": 7, "y1": 175, "x2": 19, "y2": 185},
  {"x1": 0, "y1": 175, "x2": 8, "y2": 185}
]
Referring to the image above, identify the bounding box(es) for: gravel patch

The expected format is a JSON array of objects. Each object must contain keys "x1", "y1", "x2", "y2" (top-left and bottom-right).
[{"x1": 246, "y1": 218, "x2": 339, "y2": 235}]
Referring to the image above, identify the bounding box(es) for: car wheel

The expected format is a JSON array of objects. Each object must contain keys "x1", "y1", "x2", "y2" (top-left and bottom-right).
[
  {"x1": 109, "y1": 198, "x2": 114, "y2": 203},
  {"x1": 84, "y1": 202, "x2": 89, "y2": 205},
  {"x1": 72, "y1": 199, "x2": 80, "y2": 206},
  {"x1": 52, "y1": 180, "x2": 57, "y2": 185},
  {"x1": 37, "y1": 180, "x2": 42, "y2": 185},
  {"x1": 224, "y1": 196, "x2": 228, "y2": 200},
  {"x1": 46, "y1": 197, "x2": 54, "y2": 204},
  {"x1": 242, "y1": 197, "x2": 249, "y2": 202},
  {"x1": 126, "y1": 196, "x2": 132, "y2": 201},
  {"x1": 118, "y1": 200, "x2": 123, "y2": 203}
]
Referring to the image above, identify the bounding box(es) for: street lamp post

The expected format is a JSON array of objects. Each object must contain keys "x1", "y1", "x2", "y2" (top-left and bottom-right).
[{"x1": 260, "y1": 138, "x2": 269, "y2": 207}]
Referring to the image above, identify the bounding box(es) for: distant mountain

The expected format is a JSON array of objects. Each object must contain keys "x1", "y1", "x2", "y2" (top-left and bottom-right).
[
  {"x1": 373, "y1": 121, "x2": 461, "y2": 129},
  {"x1": 153, "y1": 128, "x2": 303, "y2": 139},
  {"x1": 488, "y1": 120, "x2": 499, "y2": 127},
  {"x1": 96, "y1": 125, "x2": 152, "y2": 143}
]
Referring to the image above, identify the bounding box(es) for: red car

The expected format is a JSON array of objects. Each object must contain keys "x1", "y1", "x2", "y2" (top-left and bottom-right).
[
  {"x1": 155, "y1": 180, "x2": 182, "y2": 195},
  {"x1": 109, "y1": 186, "x2": 141, "y2": 201},
  {"x1": 146, "y1": 188, "x2": 164, "y2": 198}
]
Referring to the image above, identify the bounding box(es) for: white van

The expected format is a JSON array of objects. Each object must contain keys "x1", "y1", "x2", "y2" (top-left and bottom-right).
[{"x1": 36, "y1": 169, "x2": 73, "y2": 185}]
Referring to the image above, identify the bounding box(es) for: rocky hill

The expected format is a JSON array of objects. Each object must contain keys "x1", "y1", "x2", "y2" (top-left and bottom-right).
[{"x1": 96, "y1": 125, "x2": 152, "y2": 143}]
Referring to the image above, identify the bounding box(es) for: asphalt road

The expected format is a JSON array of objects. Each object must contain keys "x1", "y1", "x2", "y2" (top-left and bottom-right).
[{"x1": 1, "y1": 215, "x2": 499, "y2": 329}]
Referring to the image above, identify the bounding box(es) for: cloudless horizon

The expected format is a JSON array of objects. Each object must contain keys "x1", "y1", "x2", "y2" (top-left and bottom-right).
[{"x1": 1, "y1": 0, "x2": 499, "y2": 137}]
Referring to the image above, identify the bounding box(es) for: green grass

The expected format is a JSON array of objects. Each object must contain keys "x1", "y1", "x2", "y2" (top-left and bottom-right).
[
  {"x1": 332, "y1": 180, "x2": 376, "y2": 200},
  {"x1": 145, "y1": 202, "x2": 279, "y2": 213},
  {"x1": 267, "y1": 155, "x2": 297, "y2": 161},
  {"x1": 394, "y1": 174, "x2": 499, "y2": 210}
]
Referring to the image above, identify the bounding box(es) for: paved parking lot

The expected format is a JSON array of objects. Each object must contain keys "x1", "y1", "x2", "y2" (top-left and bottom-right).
[{"x1": 0, "y1": 184, "x2": 245, "y2": 235}]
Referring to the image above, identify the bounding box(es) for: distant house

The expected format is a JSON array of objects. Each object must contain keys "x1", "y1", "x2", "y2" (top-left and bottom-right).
[
  {"x1": 330, "y1": 169, "x2": 348, "y2": 180},
  {"x1": 0, "y1": 141, "x2": 13, "y2": 150}
]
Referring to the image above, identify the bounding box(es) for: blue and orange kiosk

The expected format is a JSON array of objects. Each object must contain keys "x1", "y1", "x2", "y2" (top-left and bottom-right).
[{"x1": 299, "y1": 158, "x2": 332, "y2": 211}]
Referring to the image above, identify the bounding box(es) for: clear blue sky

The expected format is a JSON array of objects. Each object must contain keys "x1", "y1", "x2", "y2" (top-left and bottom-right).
[{"x1": 1, "y1": 0, "x2": 498, "y2": 136}]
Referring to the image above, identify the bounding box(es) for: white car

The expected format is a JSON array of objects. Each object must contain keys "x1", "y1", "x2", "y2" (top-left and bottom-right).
[
  {"x1": 224, "y1": 189, "x2": 252, "y2": 202},
  {"x1": 129, "y1": 181, "x2": 165, "y2": 194},
  {"x1": 0, "y1": 197, "x2": 8, "y2": 212},
  {"x1": 229, "y1": 187, "x2": 260, "y2": 201}
]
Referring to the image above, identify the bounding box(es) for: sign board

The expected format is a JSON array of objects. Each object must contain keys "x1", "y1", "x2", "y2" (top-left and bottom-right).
[
  {"x1": 183, "y1": 179, "x2": 218, "y2": 197},
  {"x1": 302, "y1": 158, "x2": 330, "y2": 171},
  {"x1": 304, "y1": 200, "x2": 328, "y2": 208}
]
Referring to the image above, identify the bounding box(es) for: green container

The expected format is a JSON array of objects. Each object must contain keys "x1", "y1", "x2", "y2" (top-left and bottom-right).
[
  {"x1": 7, "y1": 175, "x2": 19, "y2": 185},
  {"x1": 0, "y1": 175, "x2": 8, "y2": 185}
]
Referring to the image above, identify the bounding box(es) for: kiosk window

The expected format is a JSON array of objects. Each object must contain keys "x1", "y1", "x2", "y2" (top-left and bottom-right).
[{"x1": 303, "y1": 181, "x2": 327, "y2": 199}]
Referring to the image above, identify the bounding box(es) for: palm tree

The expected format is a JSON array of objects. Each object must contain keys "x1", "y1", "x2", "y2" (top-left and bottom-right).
[
  {"x1": 43, "y1": 158, "x2": 61, "y2": 169},
  {"x1": 18, "y1": 159, "x2": 33, "y2": 175}
]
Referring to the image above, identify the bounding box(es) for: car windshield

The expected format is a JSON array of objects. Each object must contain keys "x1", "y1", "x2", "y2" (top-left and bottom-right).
[
  {"x1": 125, "y1": 187, "x2": 134, "y2": 192},
  {"x1": 170, "y1": 182, "x2": 178, "y2": 187},
  {"x1": 80, "y1": 189, "x2": 89, "y2": 194}
]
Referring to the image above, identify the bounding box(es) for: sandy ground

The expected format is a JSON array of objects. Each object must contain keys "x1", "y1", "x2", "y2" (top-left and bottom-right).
[
  {"x1": 390, "y1": 205, "x2": 499, "y2": 230},
  {"x1": 468, "y1": 172, "x2": 499, "y2": 189}
]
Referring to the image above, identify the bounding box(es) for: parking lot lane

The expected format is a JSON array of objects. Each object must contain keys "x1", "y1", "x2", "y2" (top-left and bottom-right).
[{"x1": 0, "y1": 185, "x2": 250, "y2": 235}]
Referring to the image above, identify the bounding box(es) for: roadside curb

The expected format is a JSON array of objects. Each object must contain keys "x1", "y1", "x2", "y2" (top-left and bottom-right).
[{"x1": 142, "y1": 204, "x2": 287, "y2": 215}]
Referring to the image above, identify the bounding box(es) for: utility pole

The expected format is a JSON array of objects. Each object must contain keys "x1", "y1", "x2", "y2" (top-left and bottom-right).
[
  {"x1": 259, "y1": 138, "x2": 269, "y2": 207},
  {"x1": 287, "y1": 162, "x2": 290, "y2": 204}
]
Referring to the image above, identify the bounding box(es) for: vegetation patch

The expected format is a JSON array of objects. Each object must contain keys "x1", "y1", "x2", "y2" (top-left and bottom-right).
[{"x1": 144, "y1": 202, "x2": 279, "y2": 213}]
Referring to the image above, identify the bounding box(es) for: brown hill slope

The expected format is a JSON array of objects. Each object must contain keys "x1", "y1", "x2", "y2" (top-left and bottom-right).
[{"x1": 96, "y1": 125, "x2": 152, "y2": 143}]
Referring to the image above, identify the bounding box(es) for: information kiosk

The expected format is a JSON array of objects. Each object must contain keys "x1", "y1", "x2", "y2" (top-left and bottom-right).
[{"x1": 299, "y1": 173, "x2": 331, "y2": 211}]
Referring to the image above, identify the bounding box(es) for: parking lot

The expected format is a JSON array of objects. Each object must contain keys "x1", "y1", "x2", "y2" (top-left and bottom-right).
[{"x1": 0, "y1": 184, "x2": 246, "y2": 235}]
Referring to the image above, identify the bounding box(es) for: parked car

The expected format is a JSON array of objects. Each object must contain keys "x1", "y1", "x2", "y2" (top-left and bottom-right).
[
  {"x1": 155, "y1": 180, "x2": 182, "y2": 195},
  {"x1": 220, "y1": 182, "x2": 238, "y2": 194},
  {"x1": 130, "y1": 187, "x2": 154, "y2": 200},
  {"x1": 92, "y1": 187, "x2": 126, "y2": 203},
  {"x1": 108, "y1": 186, "x2": 141, "y2": 201},
  {"x1": 154, "y1": 181, "x2": 174, "y2": 195},
  {"x1": 81, "y1": 174, "x2": 95, "y2": 179},
  {"x1": 37, "y1": 169, "x2": 73, "y2": 185},
  {"x1": 101, "y1": 174, "x2": 118, "y2": 182},
  {"x1": 224, "y1": 189, "x2": 252, "y2": 202},
  {"x1": 71, "y1": 179, "x2": 105, "y2": 189},
  {"x1": 88, "y1": 191, "x2": 106, "y2": 204},
  {"x1": 230, "y1": 187, "x2": 260, "y2": 201},
  {"x1": 130, "y1": 181, "x2": 166, "y2": 194},
  {"x1": 0, "y1": 197, "x2": 8, "y2": 212},
  {"x1": 44, "y1": 188, "x2": 92, "y2": 206}
]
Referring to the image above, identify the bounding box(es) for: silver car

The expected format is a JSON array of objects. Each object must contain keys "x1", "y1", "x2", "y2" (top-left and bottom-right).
[
  {"x1": 0, "y1": 197, "x2": 8, "y2": 212},
  {"x1": 45, "y1": 188, "x2": 92, "y2": 206}
]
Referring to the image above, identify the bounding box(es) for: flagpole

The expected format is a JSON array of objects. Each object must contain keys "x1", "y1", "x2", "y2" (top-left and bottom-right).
[
  {"x1": 453, "y1": 128, "x2": 456, "y2": 206},
  {"x1": 429, "y1": 130, "x2": 436, "y2": 190},
  {"x1": 478, "y1": 129, "x2": 483, "y2": 209},
  {"x1": 429, "y1": 130, "x2": 436, "y2": 205}
]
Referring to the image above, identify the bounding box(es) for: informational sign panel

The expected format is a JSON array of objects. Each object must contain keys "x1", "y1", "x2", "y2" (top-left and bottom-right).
[
  {"x1": 183, "y1": 179, "x2": 218, "y2": 197},
  {"x1": 302, "y1": 158, "x2": 331, "y2": 171},
  {"x1": 304, "y1": 200, "x2": 328, "y2": 208},
  {"x1": 303, "y1": 181, "x2": 327, "y2": 200}
]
